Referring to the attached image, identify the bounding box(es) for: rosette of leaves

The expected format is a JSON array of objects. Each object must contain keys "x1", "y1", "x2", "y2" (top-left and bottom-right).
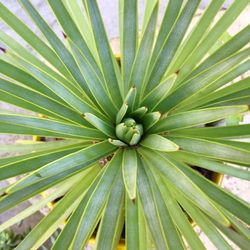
[{"x1": 0, "y1": 0, "x2": 249, "y2": 249}]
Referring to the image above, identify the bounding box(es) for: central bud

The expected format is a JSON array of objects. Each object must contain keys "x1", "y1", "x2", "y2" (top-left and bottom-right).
[{"x1": 115, "y1": 118, "x2": 143, "y2": 146}]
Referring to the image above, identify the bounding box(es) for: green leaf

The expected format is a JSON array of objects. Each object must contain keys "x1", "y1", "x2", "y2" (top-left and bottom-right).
[
  {"x1": 129, "y1": 1, "x2": 159, "y2": 98},
  {"x1": 0, "y1": 160, "x2": 97, "y2": 214},
  {"x1": 83, "y1": 113, "x2": 115, "y2": 138},
  {"x1": 157, "y1": 48, "x2": 250, "y2": 112},
  {"x1": 167, "y1": 0, "x2": 225, "y2": 76},
  {"x1": 176, "y1": 0, "x2": 249, "y2": 83},
  {"x1": 200, "y1": 77, "x2": 250, "y2": 107},
  {"x1": 19, "y1": 0, "x2": 94, "y2": 97},
  {"x1": 120, "y1": 0, "x2": 138, "y2": 94},
  {"x1": 67, "y1": 38, "x2": 117, "y2": 118},
  {"x1": 0, "y1": 29, "x2": 74, "y2": 88},
  {"x1": 0, "y1": 143, "x2": 88, "y2": 181},
  {"x1": 52, "y1": 173, "x2": 103, "y2": 250},
  {"x1": 149, "y1": 0, "x2": 183, "y2": 75},
  {"x1": 140, "y1": 134, "x2": 179, "y2": 152},
  {"x1": 0, "y1": 139, "x2": 86, "y2": 155},
  {"x1": 172, "y1": 187, "x2": 231, "y2": 250},
  {"x1": 0, "y1": 59, "x2": 62, "y2": 103},
  {"x1": 172, "y1": 124, "x2": 250, "y2": 139},
  {"x1": 137, "y1": 157, "x2": 167, "y2": 249},
  {"x1": 126, "y1": 195, "x2": 139, "y2": 250},
  {"x1": 108, "y1": 139, "x2": 127, "y2": 147},
  {"x1": 61, "y1": 0, "x2": 99, "y2": 61},
  {"x1": 124, "y1": 85, "x2": 137, "y2": 112},
  {"x1": 0, "y1": 3, "x2": 73, "y2": 81},
  {"x1": 130, "y1": 106, "x2": 148, "y2": 119},
  {"x1": 138, "y1": 148, "x2": 230, "y2": 225},
  {"x1": 96, "y1": 171, "x2": 124, "y2": 250},
  {"x1": 211, "y1": 219, "x2": 250, "y2": 250},
  {"x1": 116, "y1": 102, "x2": 128, "y2": 124},
  {"x1": 170, "y1": 136, "x2": 250, "y2": 165},
  {"x1": 71, "y1": 150, "x2": 122, "y2": 250},
  {"x1": 85, "y1": 0, "x2": 123, "y2": 107},
  {"x1": 189, "y1": 25, "x2": 250, "y2": 80},
  {"x1": 206, "y1": 92, "x2": 250, "y2": 108},
  {"x1": 141, "y1": 73, "x2": 177, "y2": 111},
  {"x1": 208, "y1": 31, "x2": 232, "y2": 56},
  {"x1": 142, "y1": 0, "x2": 158, "y2": 33},
  {"x1": 170, "y1": 157, "x2": 250, "y2": 224},
  {"x1": 0, "y1": 180, "x2": 71, "y2": 232},
  {"x1": 138, "y1": 200, "x2": 152, "y2": 249},
  {"x1": 149, "y1": 169, "x2": 205, "y2": 250},
  {"x1": 169, "y1": 151, "x2": 250, "y2": 181},
  {"x1": 151, "y1": 105, "x2": 248, "y2": 133},
  {"x1": 0, "y1": 78, "x2": 88, "y2": 126},
  {"x1": 142, "y1": 111, "x2": 161, "y2": 131},
  {"x1": 208, "y1": 139, "x2": 250, "y2": 152},
  {"x1": 145, "y1": 0, "x2": 200, "y2": 92},
  {"x1": 173, "y1": 75, "x2": 250, "y2": 110},
  {"x1": 185, "y1": 59, "x2": 250, "y2": 111},
  {"x1": 0, "y1": 113, "x2": 105, "y2": 140},
  {"x1": 122, "y1": 149, "x2": 138, "y2": 200},
  {"x1": 4, "y1": 54, "x2": 104, "y2": 119},
  {"x1": 48, "y1": 0, "x2": 102, "y2": 79},
  {"x1": 223, "y1": 211, "x2": 250, "y2": 240},
  {"x1": 9, "y1": 141, "x2": 115, "y2": 192},
  {"x1": 15, "y1": 167, "x2": 99, "y2": 250},
  {"x1": 144, "y1": 165, "x2": 185, "y2": 250}
]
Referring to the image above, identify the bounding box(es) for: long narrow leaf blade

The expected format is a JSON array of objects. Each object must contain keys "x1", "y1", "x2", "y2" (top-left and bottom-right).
[{"x1": 122, "y1": 149, "x2": 138, "y2": 200}]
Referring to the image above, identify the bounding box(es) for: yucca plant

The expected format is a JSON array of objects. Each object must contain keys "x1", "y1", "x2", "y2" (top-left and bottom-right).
[{"x1": 0, "y1": 0, "x2": 249, "y2": 249}]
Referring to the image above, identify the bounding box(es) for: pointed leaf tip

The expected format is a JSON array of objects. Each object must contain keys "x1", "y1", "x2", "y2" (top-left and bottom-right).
[
  {"x1": 108, "y1": 138, "x2": 127, "y2": 147},
  {"x1": 62, "y1": 32, "x2": 67, "y2": 39},
  {"x1": 0, "y1": 47, "x2": 6, "y2": 53}
]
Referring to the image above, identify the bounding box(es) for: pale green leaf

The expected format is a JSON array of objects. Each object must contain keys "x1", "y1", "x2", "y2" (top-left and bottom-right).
[
  {"x1": 140, "y1": 134, "x2": 179, "y2": 152},
  {"x1": 122, "y1": 149, "x2": 138, "y2": 200}
]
